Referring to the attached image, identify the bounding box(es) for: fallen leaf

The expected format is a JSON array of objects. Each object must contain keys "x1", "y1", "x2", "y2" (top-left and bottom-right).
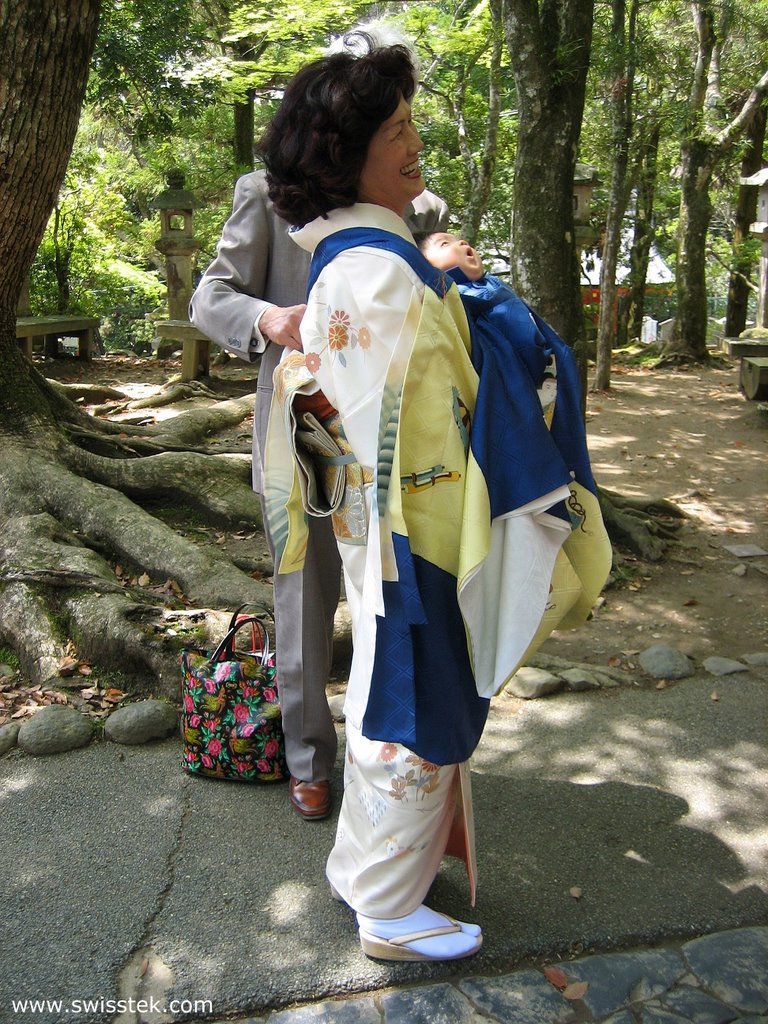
[
  {"x1": 711, "y1": 691, "x2": 719, "y2": 702},
  {"x1": 543, "y1": 966, "x2": 568, "y2": 989},
  {"x1": 58, "y1": 656, "x2": 80, "y2": 677},
  {"x1": 656, "y1": 680, "x2": 668, "y2": 689},
  {"x1": 12, "y1": 707, "x2": 36, "y2": 719},
  {"x1": 77, "y1": 663, "x2": 93, "y2": 676},
  {"x1": 607, "y1": 655, "x2": 622, "y2": 667},
  {"x1": 137, "y1": 572, "x2": 151, "y2": 587},
  {"x1": 562, "y1": 981, "x2": 589, "y2": 1001},
  {"x1": 569, "y1": 886, "x2": 583, "y2": 899}
]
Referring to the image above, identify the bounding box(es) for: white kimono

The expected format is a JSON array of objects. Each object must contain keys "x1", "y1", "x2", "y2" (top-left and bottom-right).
[{"x1": 289, "y1": 206, "x2": 475, "y2": 915}]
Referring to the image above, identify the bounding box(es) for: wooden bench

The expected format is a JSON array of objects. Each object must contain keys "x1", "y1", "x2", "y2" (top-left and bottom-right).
[
  {"x1": 720, "y1": 337, "x2": 768, "y2": 358},
  {"x1": 153, "y1": 319, "x2": 211, "y2": 381},
  {"x1": 16, "y1": 315, "x2": 99, "y2": 360},
  {"x1": 740, "y1": 356, "x2": 768, "y2": 400}
]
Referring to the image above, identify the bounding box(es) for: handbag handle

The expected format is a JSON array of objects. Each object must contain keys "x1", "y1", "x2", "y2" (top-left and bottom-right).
[
  {"x1": 210, "y1": 616, "x2": 271, "y2": 666},
  {"x1": 228, "y1": 603, "x2": 273, "y2": 630},
  {"x1": 228, "y1": 604, "x2": 273, "y2": 662}
]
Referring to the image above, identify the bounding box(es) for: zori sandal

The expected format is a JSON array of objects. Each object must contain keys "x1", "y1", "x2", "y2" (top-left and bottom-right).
[{"x1": 356, "y1": 907, "x2": 483, "y2": 962}]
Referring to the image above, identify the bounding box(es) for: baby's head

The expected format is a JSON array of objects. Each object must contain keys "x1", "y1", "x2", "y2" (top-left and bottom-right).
[{"x1": 417, "y1": 232, "x2": 485, "y2": 281}]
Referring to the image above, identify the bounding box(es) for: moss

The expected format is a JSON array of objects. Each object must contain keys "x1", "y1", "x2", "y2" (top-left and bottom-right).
[
  {"x1": 608, "y1": 561, "x2": 641, "y2": 589},
  {"x1": 142, "y1": 503, "x2": 207, "y2": 530},
  {"x1": 614, "y1": 343, "x2": 662, "y2": 367},
  {"x1": 0, "y1": 646, "x2": 20, "y2": 670}
]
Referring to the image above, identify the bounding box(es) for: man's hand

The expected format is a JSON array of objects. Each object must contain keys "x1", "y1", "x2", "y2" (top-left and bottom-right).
[{"x1": 260, "y1": 304, "x2": 307, "y2": 351}]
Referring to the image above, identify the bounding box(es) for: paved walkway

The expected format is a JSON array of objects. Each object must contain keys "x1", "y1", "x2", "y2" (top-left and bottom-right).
[
  {"x1": 2, "y1": 671, "x2": 767, "y2": 1024},
  {"x1": 256, "y1": 926, "x2": 768, "y2": 1023}
]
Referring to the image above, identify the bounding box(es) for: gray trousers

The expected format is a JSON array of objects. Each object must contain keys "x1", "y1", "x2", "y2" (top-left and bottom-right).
[{"x1": 261, "y1": 494, "x2": 341, "y2": 781}]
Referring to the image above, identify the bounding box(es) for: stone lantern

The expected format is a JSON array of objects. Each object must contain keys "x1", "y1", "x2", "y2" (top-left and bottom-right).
[{"x1": 150, "y1": 169, "x2": 211, "y2": 380}]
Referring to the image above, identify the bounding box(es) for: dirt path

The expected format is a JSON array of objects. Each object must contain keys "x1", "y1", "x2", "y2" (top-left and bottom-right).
[
  {"x1": 41, "y1": 352, "x2": 768, "y2": 673},
  {"x1": 549, "y1": 361, "x2": 768, "y2": 670}
]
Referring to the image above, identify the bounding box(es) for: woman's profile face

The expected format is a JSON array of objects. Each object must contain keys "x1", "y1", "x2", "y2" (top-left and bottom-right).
[{"x1": 357, "y1": 95, "x2": 425, "y2": 216}]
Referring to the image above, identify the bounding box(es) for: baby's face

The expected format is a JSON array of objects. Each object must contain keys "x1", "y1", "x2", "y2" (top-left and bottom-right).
[{"x1": 422, "y1": 233, "x2": 484, "y2": 280}]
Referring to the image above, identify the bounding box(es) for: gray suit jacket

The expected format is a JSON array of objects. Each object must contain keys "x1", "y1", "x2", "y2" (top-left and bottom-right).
[{"x1": 190, "y1": 170, "x2": 448, "y2": 491}]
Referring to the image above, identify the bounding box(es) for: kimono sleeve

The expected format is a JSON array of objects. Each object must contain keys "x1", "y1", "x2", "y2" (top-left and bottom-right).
[{"x1": 299, "y1": 247, "x2": 425, "y2": 470}]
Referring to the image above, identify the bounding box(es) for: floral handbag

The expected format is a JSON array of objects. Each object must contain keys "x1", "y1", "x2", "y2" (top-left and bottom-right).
[{"x1": 180, "y1": 608, "x2": 287, "y2": 782}]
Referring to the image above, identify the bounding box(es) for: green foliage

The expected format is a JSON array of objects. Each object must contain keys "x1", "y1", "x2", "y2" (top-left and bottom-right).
[
  {"x1": 89, "y1": 0, "x2": 216, "y2": 142},
  {"x1": 0, "y1": 647, "x2": 21, "y2": 671},
  {"x1": 400, "y1": 0, "x2": 517, "y2": 256},
  {"x1": 37, "y1": 0, "x2": 767, "y2": 346},
  {"x1": 29, "y1": 112, "x2": 166, "y2": 351}
]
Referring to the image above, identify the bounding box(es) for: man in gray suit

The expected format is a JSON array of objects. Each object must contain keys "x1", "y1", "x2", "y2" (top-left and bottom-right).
[{"x1": 190, "y1": 169, "x2": 447, "y2": 819}]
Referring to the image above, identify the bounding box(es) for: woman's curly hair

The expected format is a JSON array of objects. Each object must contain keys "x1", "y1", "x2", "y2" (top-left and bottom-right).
[{"x1": 257, "y1": 33, "x2": 417, "y2": 226}]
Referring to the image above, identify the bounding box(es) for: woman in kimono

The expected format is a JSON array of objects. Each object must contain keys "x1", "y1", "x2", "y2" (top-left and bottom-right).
[{"x1": 259, "y1": 33, "x2": 609, "y2": 963}]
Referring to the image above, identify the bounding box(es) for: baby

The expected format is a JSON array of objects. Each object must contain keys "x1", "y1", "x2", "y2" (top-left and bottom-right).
[
  {"x1": 417, "y1": 230, "x2": 597, "y2": 499},
  {"x1": 418, "y1": 232, "x2": 486, "y2": 281}
]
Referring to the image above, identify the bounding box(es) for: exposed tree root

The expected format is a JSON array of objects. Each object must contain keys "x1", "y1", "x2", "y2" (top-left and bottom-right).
[
  {"x1": 49, "y1": 379, "x2": 129, "y2": 404},
  {"x1": 598, "y1": 486, "x2": 688, "y2": 561},
  {"x1": 0, "y1": 409, "x2": 271, "y2": 698},
  {"x1": 653, "y1": 351, "x2": 717, "y2": 370},
  {"x1": 525, "y1": 651, "x2": 628, "y2": 687},
  {"x1": 62, "y1": 446, "x2": 262, "y2": 530}
]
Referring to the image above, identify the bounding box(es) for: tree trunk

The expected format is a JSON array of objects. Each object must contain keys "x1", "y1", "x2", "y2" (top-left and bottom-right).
[
  {"x1": 662, "y1": 4, "x2": 768, "y2": 364},
  {"x1": 0, "y1": 1, "x2": 100, "y2": 311},
  {"x1": 667, "y1": 138, "x2": 713, "y2": 361},
  {"x1": 724, "y1": 105, "x2": 765, "y2": 338},
  {"x1": 594, "y1": 0, "x2": 639, "y2": 391},
  {"x1": 616, "y1": 120, "x2": 660, "y2": 345},
  {"x1": 0, "y1": 1, "x2": 275, "y2": 699},
  {"x1": 458, "y1": 0, "x2": 503, "y2": 243},
  {"x1": 231, "y1": 37, "x2": 268, "y2": 176},
  {"x1": 233, "y1": 91, "x2": 255, "y2": 174},
  {"x1": 501, "y1": 0, "x2": 595, "y2": 367}
]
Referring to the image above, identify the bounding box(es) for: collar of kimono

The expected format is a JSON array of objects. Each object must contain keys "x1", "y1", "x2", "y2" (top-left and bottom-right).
[{"x1": 290, "y1": 203, "x2": 415, "y2": 254}]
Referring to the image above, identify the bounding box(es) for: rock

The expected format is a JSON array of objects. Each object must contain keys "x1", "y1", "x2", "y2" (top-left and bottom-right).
[
  {"x1": 560, "y1": 668, "x2": 601, "y2": 691},
  {"x1": 0, "y1": 663, "x2": 16, "y2": 678},
  {"x1": 327, "y1": 693, "x2": 346, "y2": 722},
  {"x1": 703, "y1": 656, "x2": 749, "y2": 677},
  {"x1": 742, "y1": 652, "x2": 768, "y2": 667},
  {"x1": 551, "y1": 949, "x2": 686, "y2": 1021},
  {"x1": 722, "y1": 542, "x2": 768, "y2": 558},
  {"x1": 17, "y1": 705, "x2": 93, "y2": 755},
  {"x1": 461, "y1": 970, "x2": 574, "y2": 1024},
  {"x1": 0, "y1": 722, "x2": 21, "y2": 755},
  {"x1": 638, "y1": 645, "x2": 695, "y2": 680},
  {"x1": 382, "y1": 983, "x2": 478, "y2": 1024},
  {"x1": 104, "y1": 700, "x2": 178, "y2": 745},
  {"x1": 682, "y1": 927, "x2": 768, "y2": 1016},
  {"x1": 506, "y1": 666, "x2": 564, "y2": 699}
]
